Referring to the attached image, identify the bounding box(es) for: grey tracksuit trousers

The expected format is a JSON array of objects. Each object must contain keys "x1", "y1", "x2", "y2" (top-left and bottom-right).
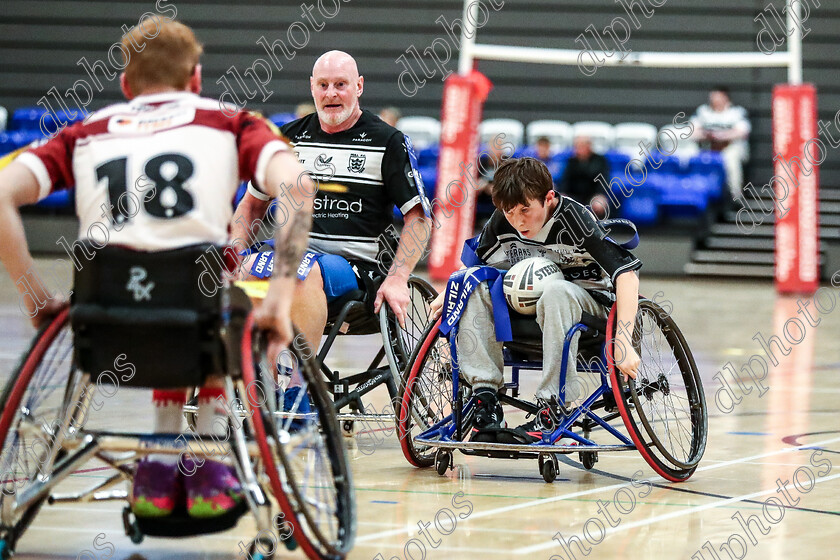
[{"x1": 456, "y1": 277, "x2": 607, "y2": 403}]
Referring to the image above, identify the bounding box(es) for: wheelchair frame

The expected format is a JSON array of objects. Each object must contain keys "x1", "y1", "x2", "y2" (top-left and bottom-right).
[
  {"x1": 399, "y1": 298, "x2": 707, "y2": 483},
  {"x1": 313, "y1": 275, "x2": 437, "y2": 432},
  {"x1": 0, "y1": 277, "x2": 354, "y2": 560}
]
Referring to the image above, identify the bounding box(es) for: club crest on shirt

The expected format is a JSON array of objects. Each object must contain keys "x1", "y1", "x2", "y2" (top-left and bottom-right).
[{"x1": 348, "y1": 153, "x2": 366, "y2": 173}]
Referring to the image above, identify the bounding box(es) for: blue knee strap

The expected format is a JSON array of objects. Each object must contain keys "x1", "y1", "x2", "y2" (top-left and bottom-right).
[
  {"x1": 244, "y1": 242, "x2": 359, "y2": 302},
  {"x1": 440, "y1": 266, "x2": 512, "y2": 342}
]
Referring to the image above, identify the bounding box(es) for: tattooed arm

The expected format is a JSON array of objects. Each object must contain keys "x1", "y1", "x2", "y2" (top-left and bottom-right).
[{"x1": 253, "y1": 150, "x2": 315, "y2": 348}]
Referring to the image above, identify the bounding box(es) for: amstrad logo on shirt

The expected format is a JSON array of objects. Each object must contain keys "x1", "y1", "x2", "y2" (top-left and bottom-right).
[{"x1": 314, "y1": 197, "x2": 363, "y2": 214}]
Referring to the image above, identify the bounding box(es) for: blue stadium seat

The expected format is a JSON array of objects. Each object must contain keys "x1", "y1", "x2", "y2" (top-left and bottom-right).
[
  {"x1": 233, "y1": 181, "x2": 248, "y2": 208},
  {"x1": 687, "y1": 151, "x2": 726, "y2": 193},
  {"x1": 650, "y1": 152, "x2": 682, "y2": 175},
  {"x1": 418, "y1": 165, "x2": 437, "y2": 197},
  {"x1": 269, "y1": 112, "x2": 297, "y2": 128},
  {"x1": 620, "y1": 188, "x2": 660, "y2": 226},
  {"x1": 0, "y1": 131, "x2": 38, "y2": 156},
  {"x1": 605, "y1": 150, "x2": 632, "y2": 178},
  {"x1": 10, "y1": 107, "x2": 47, "y2": 132},
  {"x1": 658, "y1": 176, "x2": 709, "y2": 217},
  {"x1": 34, "y1": 188, "x2": 74, "y2": 210},
  {"x1": 417, "y1": 145, "x2": 439, "y2": 168},
  {"x1": 513, "y1": 146, "x2": 537, "y2": 158}
]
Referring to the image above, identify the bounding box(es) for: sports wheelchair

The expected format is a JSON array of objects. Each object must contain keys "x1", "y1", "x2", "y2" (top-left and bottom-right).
[
  {"x1": 397, "y1": 290, "x2": 708, "y2": 484},
  {"x1": 227, "y1": 242, "x2": 437, "y2": 436},
  {"x1": 0, "y1": 243, "x2": 354, "y2": 560}
]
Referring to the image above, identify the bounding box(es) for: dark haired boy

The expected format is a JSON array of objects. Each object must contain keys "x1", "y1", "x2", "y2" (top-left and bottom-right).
[{"x1": 431, "y1": 157, "x2": 642, "y2": 442}]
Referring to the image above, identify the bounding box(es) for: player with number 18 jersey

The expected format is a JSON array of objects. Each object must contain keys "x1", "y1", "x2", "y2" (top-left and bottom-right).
[{"x1": 17, "y1": 92, "x2": 288, "y2": 251}]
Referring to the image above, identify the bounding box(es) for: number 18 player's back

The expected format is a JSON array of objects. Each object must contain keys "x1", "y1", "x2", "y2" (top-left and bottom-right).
[{"x1": 16, "y1": 92, "x2": 287, "y2": 251}]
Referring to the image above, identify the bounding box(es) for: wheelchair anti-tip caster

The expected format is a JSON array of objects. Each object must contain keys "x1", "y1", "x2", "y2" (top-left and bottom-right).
[
  {"x1": 580, "y1": 451, "x2": 598, "y2": 470},
  {"x1": 122, "y1": 506, "x2": 144, "y2": 544},
  {"x1": 248, "y1": 537, "x2": 276, "y2": 559},
  {"x1": 435, "y1": 449, "x2": 452, "y2": 476},
  {"x1": 342, "y1": 420, "x2": 355, "y2": 437},
  {"x1": 539, "y1": 453, "x2": 559, "y2": 483}
]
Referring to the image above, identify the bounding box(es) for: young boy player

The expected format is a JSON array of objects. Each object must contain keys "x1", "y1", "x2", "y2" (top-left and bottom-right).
[{"x1": 431, "y1": 157, "x2": 642, "y2": 443}]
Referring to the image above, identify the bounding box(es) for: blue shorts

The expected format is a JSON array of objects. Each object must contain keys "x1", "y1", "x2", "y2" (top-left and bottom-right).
[{"x1": 249, "y1": 249, "x2": 361, "y2": 302}]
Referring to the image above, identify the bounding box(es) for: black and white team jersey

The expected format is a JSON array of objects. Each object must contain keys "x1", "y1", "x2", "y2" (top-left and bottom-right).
[
  {"x1": 474, "y1": 194, "x2": 642, "y2": 301},
  {"x1": 255, "y1": 109, "x2": 429, "y2": 264}
]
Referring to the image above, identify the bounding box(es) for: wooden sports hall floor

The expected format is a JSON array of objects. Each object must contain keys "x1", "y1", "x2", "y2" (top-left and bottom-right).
[{"x1": 1, "y1": 259, "x2": 838, "y2": 559}]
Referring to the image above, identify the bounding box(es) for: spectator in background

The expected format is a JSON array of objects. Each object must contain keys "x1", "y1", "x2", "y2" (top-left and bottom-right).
[
  {"x1": 559, "y1": 135, "x2": 610, "y2": 219},
  {"x1": 378, "y1": 106, "x2": 401, "y2": 127},
  {"x1": 535, "y1": 136, "x2": 552, "y2": 165},
  {"x1": 295, "y1": 101, "x2": 316, "y2": 118},
  {"x1": 534, "y1": 136, "x2": 563, "y2": 187},
  {"x1": 690, "y1": 86, "x2": 750, "y2": 203}
]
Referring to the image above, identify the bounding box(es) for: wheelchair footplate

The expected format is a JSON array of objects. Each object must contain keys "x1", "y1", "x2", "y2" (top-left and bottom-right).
[{"x1": 412, "y1": 386, "x2": 637, "y2": 482}]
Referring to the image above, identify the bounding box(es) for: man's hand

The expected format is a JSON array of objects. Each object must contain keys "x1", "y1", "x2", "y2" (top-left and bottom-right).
[
  {"x1": 429, "y1": 291, "x2": 445, "y2": 320},
  {"x1": 374, "y1": 275, "x2": 410, "y2": 328},
  {"x1": 30, "y1": 297, "x2": 67, "y2": 329},
  {"x1": 615, "y1": 343, "x2": 641, "y2": 382},
  {"x1": 253, "y1": 281, "x2": 295, "y2": 365}
]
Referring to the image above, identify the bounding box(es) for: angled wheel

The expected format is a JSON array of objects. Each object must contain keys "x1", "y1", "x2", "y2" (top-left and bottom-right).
[
  {"x1": 385, "y1": 276, "x2": 437, "y2": 377},
  {"x1": 608, "y1": 299, "x2": 707, "y2": 482},
  {"x1": 398, "y1": 318, "x2": 459, "y2": 468},
  {"x1": 242, "y1": 315, "x2": 355, "y2": 560},
  {"x1": 0, "y1": 309, "x2": 81, "y2": 553}
]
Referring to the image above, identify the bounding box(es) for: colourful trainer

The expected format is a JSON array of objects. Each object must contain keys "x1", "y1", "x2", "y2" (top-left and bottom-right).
[
  {"x1": 131, "y1": 459, "x2": 183, "y2": 518},
  {"x1": 183, "y1": 459, "x2": 244, "y2": 518}
]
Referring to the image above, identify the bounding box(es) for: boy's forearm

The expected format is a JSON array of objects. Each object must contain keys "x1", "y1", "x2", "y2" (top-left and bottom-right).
[{"x1": 614, "y1": 271, "x2": 639, "y2": 347}]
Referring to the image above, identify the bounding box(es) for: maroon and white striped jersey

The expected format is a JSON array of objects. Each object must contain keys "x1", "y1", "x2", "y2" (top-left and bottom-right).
[{"x1": 18, "y1": 92, "x2": 288, "y2": 250}]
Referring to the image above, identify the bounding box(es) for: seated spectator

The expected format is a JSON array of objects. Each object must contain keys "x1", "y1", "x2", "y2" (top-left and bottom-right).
[
  {"x1": 690, "y1": 86, "x2": 750, "y2": 203},
  {"x1": 475, "y1": 137, "x2": 511, "y2": 223},
  {"x1": 535, "y1": 136, "x2": 553, "y2": 165},
  {"x1": 378, "y1": 106, "x2": 401, "y2": 127},
  {"x1": 534, "y1": 136, "x2": 564, "y2": 187},
  {"x1": 295, "y1": 102, "x2": 316, "y2": 118},
  {"x1": 559, "y1": 136, "x2": 610, "y2": 219}
]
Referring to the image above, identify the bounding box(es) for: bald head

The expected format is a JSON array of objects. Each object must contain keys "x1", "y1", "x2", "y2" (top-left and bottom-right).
[
  {"x1": 312, "y1": 50, "x2": 359, "y2": 80},
  {"x1": 310, "y1": 50, "x2": 364, "y2": 132}
]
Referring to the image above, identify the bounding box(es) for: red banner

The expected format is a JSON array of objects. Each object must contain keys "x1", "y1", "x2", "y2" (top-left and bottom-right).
[
  {"x1": 772, "y1": 84, "x2": 820, "y2": 295},
  {"x1": 428, "y1": 70, "x2": 492, "y2": 281}
]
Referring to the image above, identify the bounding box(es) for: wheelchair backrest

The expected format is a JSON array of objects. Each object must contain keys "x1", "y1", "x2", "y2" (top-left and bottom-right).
[{"x1": 70, "y1": 241, "x2": 234, "y2": 389}]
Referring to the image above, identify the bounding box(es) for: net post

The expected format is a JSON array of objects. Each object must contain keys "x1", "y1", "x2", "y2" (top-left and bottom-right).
[
  {"x1": 787, "y1": 0, "x2": 803, "y2": 85},
  {"x1": 457, "y1": 0, "x2": 479, "y2": 75}
]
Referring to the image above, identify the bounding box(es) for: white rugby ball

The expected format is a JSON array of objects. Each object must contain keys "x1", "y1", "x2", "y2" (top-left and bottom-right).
[{"x1": 503, "y1": 257, "x2": 563, "y2": 315}]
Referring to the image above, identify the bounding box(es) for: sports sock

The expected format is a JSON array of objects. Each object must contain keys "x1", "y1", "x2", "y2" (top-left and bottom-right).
[{"x1": 151, "y1": 389, "x2": 186, "y2": 464}]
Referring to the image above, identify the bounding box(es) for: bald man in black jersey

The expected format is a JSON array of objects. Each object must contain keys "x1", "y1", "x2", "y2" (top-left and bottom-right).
[{"x1": 232, "y1": 50, "x2": 432, "y2": 361}]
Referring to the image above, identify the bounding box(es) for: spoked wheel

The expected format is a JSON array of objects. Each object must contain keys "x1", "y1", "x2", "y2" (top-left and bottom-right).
[
  {"x1": 385, "y1": 276, "x2": 437, "y2": 377},
  {"x1": 398, "y1": 318, "x2": 460, "y2": 468},
  {"x1": 242, "y1": 316, "x2": 355, "y2": 560},
  {"x1": 607, "y1": 299, "x2": 707, "y2": 482},
  {"x1": 0, "y1": 309, "x2": 80, "y2": 553}
]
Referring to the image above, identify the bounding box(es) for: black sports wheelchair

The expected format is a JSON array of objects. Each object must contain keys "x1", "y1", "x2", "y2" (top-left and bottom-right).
[
  {"x1": 0, "y1": 242, "x2": 354, "y2": 560},
  {"x1": 225, "y1": 241, "x2": 438, "y2": 438},
  {"x1": 397, "y1": 224, "x2": 708, "y2": 484}
]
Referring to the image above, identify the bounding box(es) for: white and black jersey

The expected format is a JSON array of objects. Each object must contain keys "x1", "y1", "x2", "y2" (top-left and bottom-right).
[
  {"x1": 475, "y1": 195, "x2": 642, "y2": 302},
  {"x1": 265, "y1": 110, "x2": 429, "y2": 263}
]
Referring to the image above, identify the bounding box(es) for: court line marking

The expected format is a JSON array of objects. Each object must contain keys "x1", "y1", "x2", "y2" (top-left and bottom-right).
[
  {"x1": 356, "y1": 435, "x2": 840, "y2": 544},
  {"x1": 514, "y1": 471, "x2": 840, "y2": 554}
]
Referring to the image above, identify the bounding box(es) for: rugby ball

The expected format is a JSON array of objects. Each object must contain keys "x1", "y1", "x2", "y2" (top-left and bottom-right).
[{"x1": 503, "y1": 257, "x2": 563, "y2": 315}]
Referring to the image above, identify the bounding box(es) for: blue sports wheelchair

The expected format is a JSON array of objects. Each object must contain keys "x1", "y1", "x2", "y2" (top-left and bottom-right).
[{"x1": 397, "y1": 226, "x2": 708, "y2": 484}]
